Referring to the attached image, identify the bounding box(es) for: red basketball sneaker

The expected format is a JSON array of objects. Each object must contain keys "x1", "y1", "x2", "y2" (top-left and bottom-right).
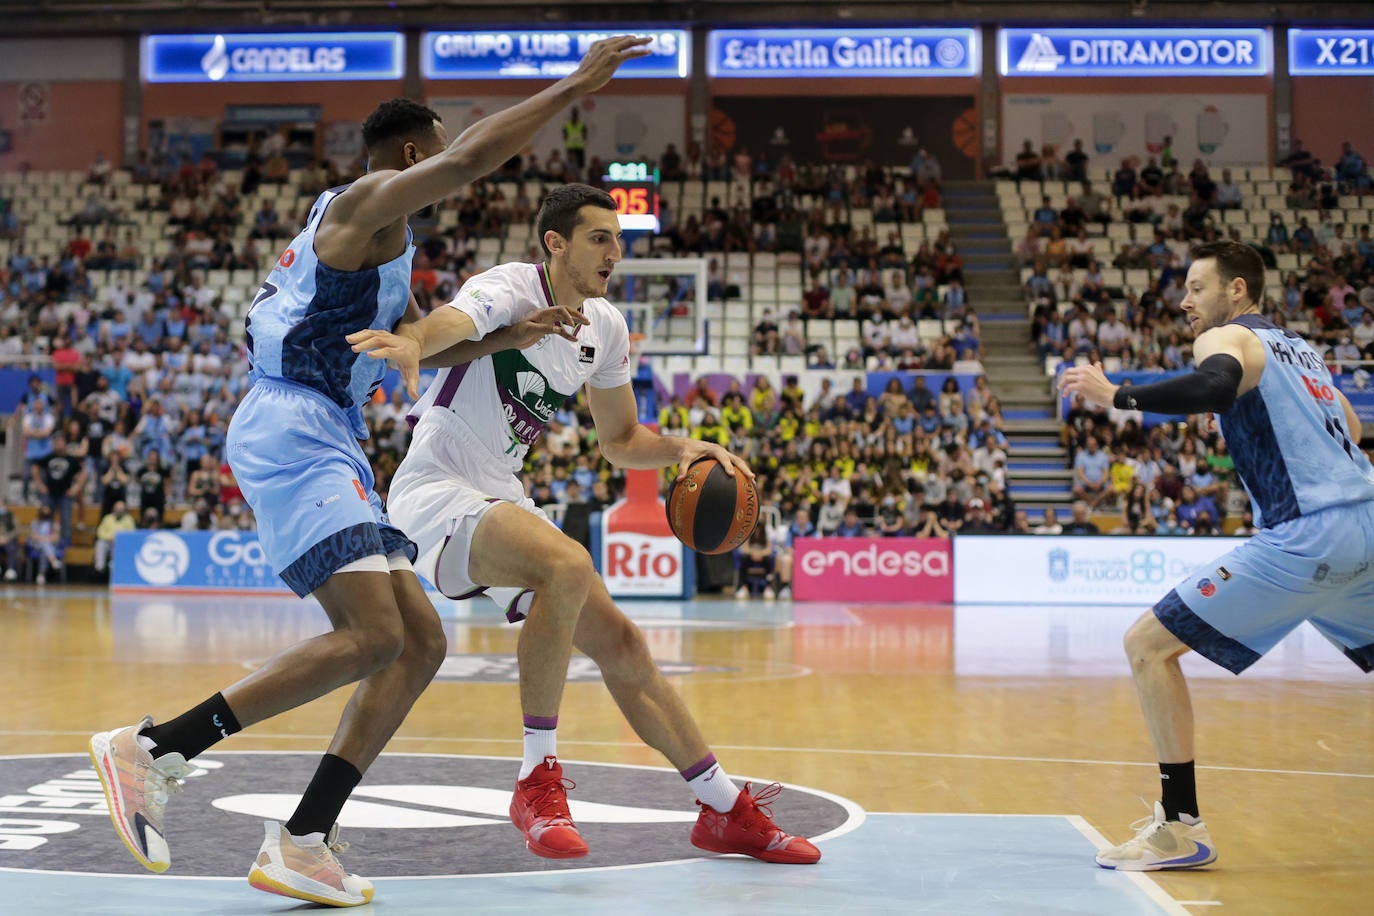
[
  {"x1": 690, "y1": 782, "x2": 821, "y2": 864},
  {"x1": 509, "y1": 756, "x2": 589, "y2": 859}
]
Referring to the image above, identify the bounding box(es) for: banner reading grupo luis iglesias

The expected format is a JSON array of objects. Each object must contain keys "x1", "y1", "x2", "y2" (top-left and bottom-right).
[
  {"x1": 423, "y1": 30, "x2": 689, "y2": 79},
  {"x1": 708, "y1": 28, "x2": 979, "y2": 78},
  {"x1": 143, "y1": 32, "x2": 404, "y2": 83}
]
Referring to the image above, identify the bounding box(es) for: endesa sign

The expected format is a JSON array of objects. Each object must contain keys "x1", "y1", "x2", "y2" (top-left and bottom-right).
[
  {"x1": 113, "y1": 529, "x2": 290, "y2": 593},
  {"x1": 954, "y1": 536, "x2": 1245, "y2": 606},
  {"x1": 1289, "y1": 29, "x2": 1374, "y2": 76},
  {"x1": 999, "y1": 28, "x2": 1270, "y2": 77},
  {"x1": 422, "y1": 30, "x2": 689, "y2": 80},
  {"x1": 708, "y1": 28, "x2": 979, "y2": 78},
  {"x1": 792, "y1": 537, "x2": 953, "y2": 603},
  {"x1": 143, "y1": 32, "x2": 404, "y2": 83}
]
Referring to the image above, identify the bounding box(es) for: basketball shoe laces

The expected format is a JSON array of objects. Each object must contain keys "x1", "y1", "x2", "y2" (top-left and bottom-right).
[
  {"x1": 525, "y1": 774, "x2": 578, "y2": 828},
  {"x1": 733, "y1": 782, "x2": 786, "y2": 839},
  {"x1": 138, "y1": 754, "x2": 193, "y2": 818},
  {"x1": 298, "y1": 825, "x2": 353, "y2": 879},
  {"x1": 1122, "y1": 800, "x2": 1180, "y2": 848}
]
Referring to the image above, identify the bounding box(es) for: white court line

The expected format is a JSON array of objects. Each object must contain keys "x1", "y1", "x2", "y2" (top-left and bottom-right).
[
  {"x1": 1175, "y1": 902, "x2": 1223, "y2": 907},
  {"x1": 1068, "y1": 816, "x2": 1194, "y2": 916},
  {"x1": 7, "y1": 730, "x2": 1371, "y2": 782}
]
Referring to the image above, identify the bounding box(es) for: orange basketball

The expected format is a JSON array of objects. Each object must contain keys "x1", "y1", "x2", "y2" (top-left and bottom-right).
[
  {"x1": 665, "y1": 457, "x2": 759, "y2": 555},
  {"x1": 952, "y1": 107, "x2": 979, "y2": 159}
]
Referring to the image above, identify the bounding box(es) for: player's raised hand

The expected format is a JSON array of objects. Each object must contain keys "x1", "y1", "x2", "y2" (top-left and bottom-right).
[
  {"x1": 569, "y1": 36, "x2": 654, "y2": 93},
  {"x1": 1057, "y1": 361, "x2": 1118, "y2": 409},
  {"x1": 506, "y1": 306, "x2": 590, "y2": 349},
  {"x1": 347, "y1": 327, "x2": 423, "y2": 398}
]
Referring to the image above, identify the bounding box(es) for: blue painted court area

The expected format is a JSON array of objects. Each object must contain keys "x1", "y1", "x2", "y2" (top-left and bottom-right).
[{"x1": 0, "y1": 814, "x2": 1178, "y2": 915}]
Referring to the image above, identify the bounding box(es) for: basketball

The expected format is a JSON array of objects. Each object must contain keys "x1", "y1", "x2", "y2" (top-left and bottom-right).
[{"x1": 666, "y1": 456, "x2": 759, "y2": 555}]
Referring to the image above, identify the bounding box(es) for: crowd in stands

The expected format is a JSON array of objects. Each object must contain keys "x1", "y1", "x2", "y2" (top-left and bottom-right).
[
  {"x1": 1016, "y1": 136, "x2": 1374, "y2": 370},
  {"x1": 0, "y1": 137, "x2": 981, "y2": 590},
  {"x1": 12, "y1": 128, "x2": 1368, "y2": 593},
  {"x1": 1016, "y1": 136, "x2": 1372, "y2": 542}
]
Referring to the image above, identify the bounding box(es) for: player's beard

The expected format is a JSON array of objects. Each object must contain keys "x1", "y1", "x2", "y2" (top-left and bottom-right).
[{"x1": 566, "y1": 258, "x2": 606, "y2": 298}]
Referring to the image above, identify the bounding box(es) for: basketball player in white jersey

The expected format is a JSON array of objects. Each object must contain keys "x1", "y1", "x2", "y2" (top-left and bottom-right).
[
  {"x1": 347, "y1": 184, "x2": 822, "y2": 865},
  {"x1": 89, "y1": 38, "x2": 652, "y2": 907},
  {"x1": 1062, "y1": 240, "x2": 1374, "y2": 870}
]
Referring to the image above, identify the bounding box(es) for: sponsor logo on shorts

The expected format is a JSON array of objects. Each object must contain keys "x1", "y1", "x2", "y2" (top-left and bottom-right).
[
  {"x1": 1196, "y1": 577, "x2": 1217, "y2": 598},
  {"x1": 1217, "y1": 566, "x2": 1231, "y2": 581},
  {"x1": 578, "y1": 344, "x2": 595, "y2": 364}
]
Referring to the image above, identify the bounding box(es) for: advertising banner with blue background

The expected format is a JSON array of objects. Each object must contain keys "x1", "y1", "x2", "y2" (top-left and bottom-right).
[
  {"x1": 422, "y1": 30, "x2": 689, "y2": 80},
  {"x1": 999, "y1": 28, "x2": 1270, "y2": 77},
  {"x1": 708, "y1": 28, "x2": 978, "y2": 78},
  {"x1": 112, "y1": 526, "x2": 685, "y2": 597},
  {"x1": 143, "y1": 32, "x2": 404, "y2": 83},
  {"x1": 1333, "y1": 371, "x2": 1374, "y2": 425},
  {"x1": 1289, "y1": 29, "x2": 1374, "y2": 76}
]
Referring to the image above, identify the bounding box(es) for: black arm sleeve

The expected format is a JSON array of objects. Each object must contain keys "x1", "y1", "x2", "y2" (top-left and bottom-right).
[{"x1": 1112, "y1": 353, "x2": 1244, "y2": 415}]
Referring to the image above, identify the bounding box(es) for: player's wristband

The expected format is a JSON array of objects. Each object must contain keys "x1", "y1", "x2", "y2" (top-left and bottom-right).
[{"x1": 1111, "y1": 354, "x2": 1243, "y2": 415}]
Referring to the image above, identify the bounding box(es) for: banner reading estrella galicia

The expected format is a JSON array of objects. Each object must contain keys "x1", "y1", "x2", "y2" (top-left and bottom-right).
[
  {"x1": 998, "y1": 28, "x2": 1270, "y2": 77},
  {"x1": 708, "y1": 28, "x2": 978, "y2": 78},
  {"x1": 422, "y1": 30, "x2": 689, "y2": 80},
  {"x1": 954, "y1": 535, "x2": 1246, "y2": 606},
  {"x1": 1289, "y1": 29, "x2": 1374, "y2": 76},
  {"x1": 143, "y1": 32, "x2": 404, "y2": 83}
]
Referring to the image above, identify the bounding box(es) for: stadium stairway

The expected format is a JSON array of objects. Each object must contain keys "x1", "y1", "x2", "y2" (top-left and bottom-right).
[{"x1": 943, "y1": 181, "x2": 1072, "y2": 513}]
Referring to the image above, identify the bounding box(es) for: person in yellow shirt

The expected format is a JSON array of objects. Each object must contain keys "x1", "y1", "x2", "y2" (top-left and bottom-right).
[
  {"x1": 691, "y1": 409, "x2": 730, "y2": 446},
  {"x1": 94, "y1": 499, "x2": 137, "y2": 574},
  {"x1": 657, "y1": 395, "x2": 689, "y2": 431},
  {"x1": 773, "y1": 407, "x2": 801, "y2": 444},
  {"x1": 720, "y1": 392, "x2": 754, "y2": 432},
  {"x1": 1108, "y1": 446, "x2": 1136, "y2": 504}
]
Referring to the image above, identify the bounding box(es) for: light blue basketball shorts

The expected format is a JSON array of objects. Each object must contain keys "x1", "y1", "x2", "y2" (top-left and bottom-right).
[
  {"x1": 1153, "y1": 501, "x2": 1374, "y2": 674},
  {"x1": 226, "y1": 378, "x2": 416, "y2": 597}
]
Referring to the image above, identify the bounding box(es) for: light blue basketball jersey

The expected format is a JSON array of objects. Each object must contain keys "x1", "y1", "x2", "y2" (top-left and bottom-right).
[
  {"x1": 1219, "y1": 314, "x2": 1374, "y2": 528},
  {"x1": 244, "y1": 185, "x2": 414, "y2": 439}
]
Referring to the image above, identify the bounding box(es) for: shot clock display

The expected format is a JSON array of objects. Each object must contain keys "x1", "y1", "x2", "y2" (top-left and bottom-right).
[{"x1": 603, "y1": 161, "x2": 660, "y2": 231}]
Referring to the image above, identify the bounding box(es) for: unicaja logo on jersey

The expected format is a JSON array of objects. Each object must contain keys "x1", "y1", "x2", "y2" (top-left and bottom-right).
[
  {"x1": 1016, "y1": 33, "x2": 1066, "y2": 72},
  {"x1": 134, "y1": 532, "x2": 191, "y2": 586},
  {"x1": 515, "y1": 371, "x2": 547, "y2": 401},
  {"x1": 200, "y1": 35, "x2": 231, "y2": 81}
]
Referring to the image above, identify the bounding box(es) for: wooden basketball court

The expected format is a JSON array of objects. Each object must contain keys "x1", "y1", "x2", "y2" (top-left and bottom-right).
[{"x1": 1, "y1": 588, "x2": 1369, "y2": 914}]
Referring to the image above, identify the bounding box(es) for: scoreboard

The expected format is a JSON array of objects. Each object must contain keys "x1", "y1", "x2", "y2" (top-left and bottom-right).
[{"x1": 602, "y1": 161, "x2": 660, "y2": 232}]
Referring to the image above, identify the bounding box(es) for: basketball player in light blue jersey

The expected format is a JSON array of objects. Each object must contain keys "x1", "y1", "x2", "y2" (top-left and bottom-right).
[
  {"x1": 89, "y1": 37, "x2": 652, "y2": 908},
  {"x1": 1061, "y1": 240, "x2": 1374, "y2": 872}
]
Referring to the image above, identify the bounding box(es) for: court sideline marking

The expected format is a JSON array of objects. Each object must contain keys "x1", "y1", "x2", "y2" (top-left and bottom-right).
[{"x1": 1068, "y1": 816, "x2": 1195, "y2": 916}]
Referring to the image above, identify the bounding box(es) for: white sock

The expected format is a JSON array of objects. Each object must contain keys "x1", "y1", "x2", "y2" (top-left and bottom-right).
[
  {"x1": 684, "y1": 756, "x2": 741, "y2": 814},
  {"x1": 519, "y1": 717, "x2": 558, "y2": 781}
]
